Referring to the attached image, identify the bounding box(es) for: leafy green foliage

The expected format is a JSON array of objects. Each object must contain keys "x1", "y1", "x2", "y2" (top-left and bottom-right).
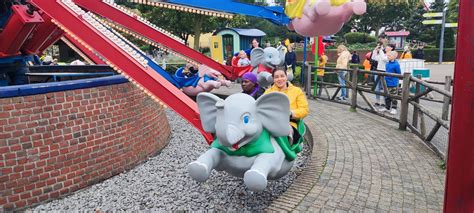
[
  {"x1": 344, "y1": 32, "x2": 376, "y2": 44},
  {"x1": 338, "y1": 2, "x2": 417, "y2": 37},
  {"x1": 439, "y1": 160, "x2": 446, "y2": 170},
  {"x1": 117, "y1": 0, "x2": 300, "y2": 50},
  {"x1": 403, "y1": 4, "x2": 435, "y2": 44},
  {"x1": 423, "y1": 48, "x2": 456, "y2": 62},
  {"x1": 338, "y1": 0, "x2": 458, "y2": 49},
  {"x1": 117, "y1": 2, "x2": 243, "y2": 50},
  {"x1": 447, "y1": 0, "x2": 459, "y2": 22},
  {"x1": 118, "y1": 0, "x2": 459, "y2": 53}
]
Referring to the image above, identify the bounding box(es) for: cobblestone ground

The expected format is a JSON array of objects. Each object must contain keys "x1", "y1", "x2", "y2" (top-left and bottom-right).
[
  {"x1": 310, "y1": 64, "x2": 454, "y2": 157},
  {"x1": 317, "y1": 81, "x2": 450, "y2": 157},
  {"x1": 268, "y1": 100, "x2": 446, "y2": 212}
]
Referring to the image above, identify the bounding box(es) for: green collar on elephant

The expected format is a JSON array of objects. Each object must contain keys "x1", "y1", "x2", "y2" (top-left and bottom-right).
[{"x1": 211, "y1": 129, "x2": 274, "y2": 157}]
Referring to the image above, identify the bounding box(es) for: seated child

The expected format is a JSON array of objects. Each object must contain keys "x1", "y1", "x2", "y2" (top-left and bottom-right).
[
  {"x1": 182, "y1": 63, "x2": 199, "y2": 78},
  {"x1": 237, "y1": 50, "x2": 251, "y2": 67}
]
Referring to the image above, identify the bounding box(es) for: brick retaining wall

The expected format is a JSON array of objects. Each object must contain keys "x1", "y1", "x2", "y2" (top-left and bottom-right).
[{"x1": 0, "y1": 82, "x2": 171, "y2": 211}]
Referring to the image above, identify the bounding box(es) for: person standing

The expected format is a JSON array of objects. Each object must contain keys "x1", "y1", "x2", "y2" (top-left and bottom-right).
[
  {"x1": 317, "y1": 52, "x2": 328, "y2": 96},
  {"x1": 372, "y1": 42, "x2": 395, "y2": 108},
  {"x1": 380, "y1": 51, "x2": 401, "y2": 115},
  {"x1": 336, "y1": 45, "x2": 351, "y2": 100},
  {"x1": 400, "y1": 46, "x2": 412, "y2": 59},
  {"x1": 362, "y1": 52, "x2": 372, "y2": 84},
  {"x1": 278, "y1": 41, "x2": 288, "y2": 55},
  {"x1": 412, "y1": 45, "x2": 425, "y2": 59},
  {"x1": 285, "y1": 45, "x2": 297, "y2": 79},
  {"x1": 351, "y1": 51, "x2": 360, "y2": 64},
  {"x1": 235, "y1": 38, "x2": 260, "y2": 61}
]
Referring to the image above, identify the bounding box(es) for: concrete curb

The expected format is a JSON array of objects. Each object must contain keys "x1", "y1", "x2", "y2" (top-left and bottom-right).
[
  {"x1": 425, "y1": 62, "x2": 455, "y2": 65},
  {"x1": 266, "y1": 120, "x2": 329, "y2": 212}
]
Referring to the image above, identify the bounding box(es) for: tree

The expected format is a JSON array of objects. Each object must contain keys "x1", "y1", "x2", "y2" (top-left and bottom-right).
[
  {"x1": 341, "y1": 2, "x2": 413, "y2": 36},
  {"x1": 348, "y1": 2, "x2": 385, "y2": 35},
  {"x1": 447, "y1": 0, "x2": 459, "y2": 22},
  {"x1": 404, "y1": 4, "x2": 434, "y2": 44},
  {"x1": 136, "y1": 5, "x2": 232, "y2": 50},
  {"x1": 339, "y1": 0, "x2": 442, "y2": 46},
  {"x1": 118, "y1": 0, "x2": 304, "y2": 50},
  {"x1": 425, "y1": 1, "x2": 455, "y2": 48},
  {"x1": 116, "y1": 3, "x2": 241, "y2": 50}
]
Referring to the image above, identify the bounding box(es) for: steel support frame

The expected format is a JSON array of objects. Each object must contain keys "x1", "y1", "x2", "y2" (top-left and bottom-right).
[
  {"x1": 166, "y1": 0, "x2": 290, "y2": 25},
  {"x1": 63, "y1": 33, "x2": 104, "y2": 64},
  {"x1": 444, "y1": 0, "x2": 474, "y2": 211},
  {"x1": 74, "y1": 0, "x2": 234, "y2": 80},
  {"x1": 30, "y1": 0, "x2": 213, "y2": 142}
]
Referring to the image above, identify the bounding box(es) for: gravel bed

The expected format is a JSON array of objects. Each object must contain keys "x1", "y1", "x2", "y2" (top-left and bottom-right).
[{"x1": 32, "y1": 109, "x2": 311, "y2": 211}]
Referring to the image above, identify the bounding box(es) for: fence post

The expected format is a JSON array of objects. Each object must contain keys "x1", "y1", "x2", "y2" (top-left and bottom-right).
[
  {"x1": 350, "y1": 68, "x2": 358, "y2": 111},
  {"x1": 314, "y1": 75, "x2": 318, "y2": 100},
  {"x1": 305, "y1": 64, "x2": 312, "y2": 98},
  {"x1": 412, "y1": 75, "x2": 422, "y2": 128},
  {"x1": 442, "y1": 76, "x2": 452, "y2": 120},
  {"x1": 399, "y1": 72, "x2": 411, "y2": 130}
]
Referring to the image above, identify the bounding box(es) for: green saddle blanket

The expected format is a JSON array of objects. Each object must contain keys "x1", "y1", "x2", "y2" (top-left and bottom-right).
[{"x1": 211, "y1": 120, "x2": 306, "y2": 161}]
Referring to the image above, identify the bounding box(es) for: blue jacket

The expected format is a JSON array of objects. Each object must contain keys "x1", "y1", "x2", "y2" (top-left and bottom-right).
[{"x1": 385, "y1": 60, "x2": 401, "y2": 87}]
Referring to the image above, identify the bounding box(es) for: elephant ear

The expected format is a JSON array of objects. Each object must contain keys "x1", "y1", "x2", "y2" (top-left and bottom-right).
[
  {"x1": 264, "y1": 47, "x2": 281, "y2": 66},
  {"x1": 276, "y1": 46, "x2": 286, "y2": 66},
  {"x1": 250, "y1": 48, "x2": 265, "y2": 67},
  {"x1": 196, "y1": 92, "x2": 223, "y2": 133},
  {"x1": 255, "y1": 93, "x2": 291, "y2": 137}
]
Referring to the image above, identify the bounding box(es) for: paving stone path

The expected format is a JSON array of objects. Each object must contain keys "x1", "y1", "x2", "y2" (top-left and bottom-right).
[{"x1": 267, "y1": 99, "x2": 446, "y2": 212}]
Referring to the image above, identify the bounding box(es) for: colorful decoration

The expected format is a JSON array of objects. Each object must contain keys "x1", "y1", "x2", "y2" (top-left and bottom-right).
[
  {"x1": 288, "y1": 0, "x2": 366, "y2": 36},
  {"x1": 188, "y1": 92, "x2": 302, "y2": 192}
]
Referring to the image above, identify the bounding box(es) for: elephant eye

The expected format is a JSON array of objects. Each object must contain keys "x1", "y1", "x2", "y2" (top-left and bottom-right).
[{"x1": 243, "y1": 115, "x2": 250, "y2": 124}]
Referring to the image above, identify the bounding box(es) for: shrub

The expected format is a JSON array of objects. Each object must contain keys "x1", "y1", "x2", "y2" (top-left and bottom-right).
[
  {"x1": 423, "y1": 48, "x2": 456, "y2": 62},
  {"x1": 344, "y1": 32, "x2": 375, "y2": 44},
  {"x1": 347, "y1": 42, "x2": 377, "y2": 50}
]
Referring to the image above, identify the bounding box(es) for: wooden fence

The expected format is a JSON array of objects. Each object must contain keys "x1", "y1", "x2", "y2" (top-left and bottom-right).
[{"x1": 303, "y1": 65, "x2": 452, "y2": 159}]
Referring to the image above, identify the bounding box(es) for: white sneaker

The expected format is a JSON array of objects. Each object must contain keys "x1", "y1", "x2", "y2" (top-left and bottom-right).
[
  {"x1": 378, "y1": 107, "x2": 387, "y2": 112},
  {"x1": 390, "y1": 109, "x2": 397, "y2": 115}
]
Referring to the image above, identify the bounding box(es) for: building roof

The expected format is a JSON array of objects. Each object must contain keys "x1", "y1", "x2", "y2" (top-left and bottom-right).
[
  {"x1": 215, "y1": 28, "x2": 266, "y2": 37},
  {"x1": 385, "y1": 31, "x2": 410, "y2": 37}
]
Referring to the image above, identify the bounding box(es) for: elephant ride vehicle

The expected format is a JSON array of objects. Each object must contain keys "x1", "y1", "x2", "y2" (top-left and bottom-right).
[
  {"x1": 188, "y1": 92, "x2": 306, "y2": 192},
  {"x1": 231, "y1": 56, "x2": 253, "y2": 79}
]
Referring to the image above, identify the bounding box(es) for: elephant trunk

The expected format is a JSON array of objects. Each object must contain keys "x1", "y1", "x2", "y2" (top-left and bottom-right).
[{"x1": 217, "y1": 124, "x2": 245, "y2": 148}]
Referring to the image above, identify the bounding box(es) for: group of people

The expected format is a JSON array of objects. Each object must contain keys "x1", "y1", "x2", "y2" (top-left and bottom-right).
[
  {"x1": 333, "y1": 35, "x2": 404, "y2": 115},
  {"x1": 371, "y1": 42, "x2": 401, "y2": 114},
  {"x1": 240, "y1": 67, "x2": 309, "y2": 144}
]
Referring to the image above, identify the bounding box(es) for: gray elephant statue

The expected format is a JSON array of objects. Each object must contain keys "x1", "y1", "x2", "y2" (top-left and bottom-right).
[
  {"x1": 188, "y1": 92, "x2": 303, "y2": 192},
  {"x1": 250, "y1": 47, "x2": 290, "y2": 88}
]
